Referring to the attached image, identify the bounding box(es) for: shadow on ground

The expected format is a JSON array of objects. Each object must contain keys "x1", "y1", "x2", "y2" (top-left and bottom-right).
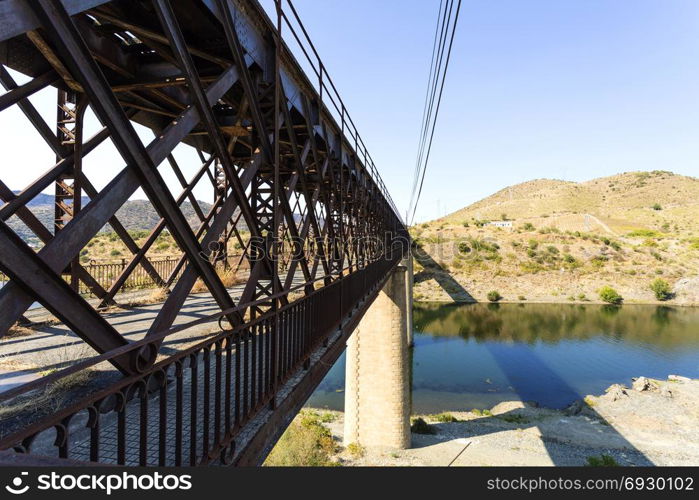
[{"x1": 412, "y1": 244, "x2": 475, "y2": 302}]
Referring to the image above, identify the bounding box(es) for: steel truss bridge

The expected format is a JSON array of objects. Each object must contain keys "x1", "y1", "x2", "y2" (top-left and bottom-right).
[{"x1": 0, "y1": 0, "x2": 407, "y2": 465}]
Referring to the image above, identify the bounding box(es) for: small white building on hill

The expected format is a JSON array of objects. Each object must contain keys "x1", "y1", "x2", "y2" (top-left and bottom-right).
[{"x1": 486, "y1": 220, "x2": 513, "y2": 228}]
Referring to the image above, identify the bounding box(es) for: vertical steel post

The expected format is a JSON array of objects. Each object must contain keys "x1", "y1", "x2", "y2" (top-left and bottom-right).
[
  {"x1": 54, "y1": 89, "x2": 86, "y2": 292},
  {"x1": 271, "y1": 0, "x2": 283, "y2": 401}
]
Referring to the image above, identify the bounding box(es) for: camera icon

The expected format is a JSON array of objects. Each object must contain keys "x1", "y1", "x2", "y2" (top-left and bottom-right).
[{"x1": 5, "y1": 472, "x2": 29, "y2": 495}]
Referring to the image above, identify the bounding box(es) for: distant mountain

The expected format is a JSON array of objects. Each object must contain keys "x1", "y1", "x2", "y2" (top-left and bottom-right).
[
  {"x1": 6, "y1": 196, "x2": 224, "y2": 243},
  {"x1": 12, "y1": 191, "x2": 91, "y2": 207}
]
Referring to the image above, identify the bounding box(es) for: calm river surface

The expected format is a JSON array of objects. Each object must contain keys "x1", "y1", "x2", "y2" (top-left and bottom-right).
[{"x1": 306, "y1": 302, "x2": 699, "y2": 412}]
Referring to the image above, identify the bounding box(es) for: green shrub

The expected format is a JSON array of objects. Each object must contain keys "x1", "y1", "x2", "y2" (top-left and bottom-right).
[
  {"x1": 652, "y1": 203, "x2": 662, "y2": 211},
  {"x1": 487, "y1": 290, "x2": 502, "y2": 302},
  {"x1": 109, "y1": 249, "x2": 121, "y2": 257},
  {"x1": 650, "y1": 278, "x2": 672, "y2": 301},
  {"x1": 586, "y1": 454, "x2": 619, "y2": 467},
  {"x1": 410, "y1": 417, "x2": 435, "y2": 435},
  {"x1": 599, "y1": 286, "x2": 622, "y2": 305},
  {"x1": 522, "y1": 222, "x2": 535, "y2": 231},
  {"x1": 528, "y1": 239, "x2": 539, "y2": 250},
  {"x1": 518, "y1": 295, "x2": 526, "y2": 301}
]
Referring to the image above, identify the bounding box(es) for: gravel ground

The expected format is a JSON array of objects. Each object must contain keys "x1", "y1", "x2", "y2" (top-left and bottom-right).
[{"x1": 312, "y1": 376, "x2": 699, "y2": 466}]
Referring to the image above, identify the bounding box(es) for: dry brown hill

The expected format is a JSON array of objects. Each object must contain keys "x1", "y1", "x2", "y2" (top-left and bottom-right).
[
  {"x1": 413, "y1": 170, "x2": 699, "y2": 305},
  {"x1": 445, "y1": 171, "x2": 699, "y2": 236}
]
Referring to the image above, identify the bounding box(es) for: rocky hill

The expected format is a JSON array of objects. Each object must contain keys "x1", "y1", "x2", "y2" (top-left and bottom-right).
[{"x1": 413, "y1": 171, "x2": 699, "y2": 305}]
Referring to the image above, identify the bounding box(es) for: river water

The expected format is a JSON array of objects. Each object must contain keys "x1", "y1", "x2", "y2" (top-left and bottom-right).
[{"x1": 307, "y1": 302, "x2": 699, "y2": 412}]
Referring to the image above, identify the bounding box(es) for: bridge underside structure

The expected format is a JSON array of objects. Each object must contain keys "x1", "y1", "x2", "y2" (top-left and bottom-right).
[{"x1": 0, "y1": 0, "x2": 406, "y2": 465}]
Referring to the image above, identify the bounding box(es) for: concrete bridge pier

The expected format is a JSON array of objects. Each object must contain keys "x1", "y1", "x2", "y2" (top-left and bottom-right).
[{"x1": 344, "y1": 257, "x2": 413, "y2": 450}]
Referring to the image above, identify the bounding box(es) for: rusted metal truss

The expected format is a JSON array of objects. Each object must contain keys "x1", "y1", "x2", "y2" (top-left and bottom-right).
[{"x1": 0, "y1": 0, "x2": 406, "y2": 465}]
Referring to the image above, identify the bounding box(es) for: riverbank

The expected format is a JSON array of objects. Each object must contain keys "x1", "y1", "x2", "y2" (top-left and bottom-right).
[{"x1": 281, "y1": 376, "x2": 699, "y2": 466}]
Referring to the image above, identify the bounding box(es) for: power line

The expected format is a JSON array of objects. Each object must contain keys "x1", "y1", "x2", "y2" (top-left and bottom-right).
[
  {"x1": 407, "y1": 0, "x2": 462, "y2": 226},
  {"x1": 409, "y1": 0, "x2": 448, "y2": 206},
  {"x1": 407, "y1": 0, "x2": 452, "y2": 221}
]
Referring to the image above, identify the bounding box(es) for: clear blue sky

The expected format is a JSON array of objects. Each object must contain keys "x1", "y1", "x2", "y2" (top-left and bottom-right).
[
  {"x1": 262, "y1": 0, "x2": 699, "y2": 222},
  {"x1": 2, "y1": 1, "x2": 698, "y2": 224}
]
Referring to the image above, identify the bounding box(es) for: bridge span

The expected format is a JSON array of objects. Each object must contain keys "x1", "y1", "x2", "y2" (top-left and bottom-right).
[{"x1": 0, "y1": 0, "x2": 409, "y2": 465}]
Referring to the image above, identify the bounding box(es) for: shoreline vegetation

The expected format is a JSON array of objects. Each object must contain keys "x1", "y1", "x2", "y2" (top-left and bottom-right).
[{"x1": 268, "y1": 375, "x2": 699, "y2": 467}]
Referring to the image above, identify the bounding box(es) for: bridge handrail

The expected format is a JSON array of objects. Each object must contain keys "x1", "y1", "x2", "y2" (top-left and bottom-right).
[
  {"x1": 0, "y1": 254, "x2": 402, "y2": 463},
  {"x1": 0, "y1": 256, "x2": 396, "y2": 407},
  {"x1": 276, "y1": 0, "x2": 402, "y2": 222}
]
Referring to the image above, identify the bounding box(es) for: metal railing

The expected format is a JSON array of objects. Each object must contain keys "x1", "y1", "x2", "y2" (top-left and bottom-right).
[
  {"x1": 273, "y1": 0, "x2": 402, "y2": 222},
  {"x1": 0, "y1": 254, "x2": 401, "y2": 465},
  {"x1": 0, "y1": 254, "x2": 241, "y2": 297}
]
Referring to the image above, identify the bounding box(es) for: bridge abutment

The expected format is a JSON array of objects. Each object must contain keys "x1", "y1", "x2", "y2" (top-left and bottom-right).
[{"x1": 343, "y1": 257, "x2": 412, "y2": 450}]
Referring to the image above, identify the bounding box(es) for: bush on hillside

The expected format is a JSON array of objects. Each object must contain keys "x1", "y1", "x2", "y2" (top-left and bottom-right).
[
  {"x1": 487, "y1": 290, "x2": 502, "y2": 302},
  {"x1": 598, "y1": 286, "x2": 622, "y2": 305},
  {"x1": 650, "y1": 278, "x2": 672, "y2": 301}
]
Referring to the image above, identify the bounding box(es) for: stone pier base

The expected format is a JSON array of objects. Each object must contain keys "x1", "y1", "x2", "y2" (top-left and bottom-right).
[{"x1": 343, "y1": 258, "x2": 411, "y2": 450}]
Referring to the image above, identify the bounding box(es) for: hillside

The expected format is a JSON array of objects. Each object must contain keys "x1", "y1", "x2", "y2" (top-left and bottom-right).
[
  {"x1": 413, "y1": 170, "x2": 699, "y2": 305},
  {"x1": 446, "y1": 171, "x2": 699, "y2": 236},
  {"x1": 7, "y1": 197, "x2": 217, "y2": 245}
]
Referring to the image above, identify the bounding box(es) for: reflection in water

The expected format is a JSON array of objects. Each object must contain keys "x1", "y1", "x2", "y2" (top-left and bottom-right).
[{"x1": 307, "y1": 303, "x2": 699, "y2": 412}]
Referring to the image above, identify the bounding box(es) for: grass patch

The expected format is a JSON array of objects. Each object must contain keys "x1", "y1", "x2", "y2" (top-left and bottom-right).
[
  {"x1": 124, "y1": 287, "x2": 168, "y2": 307},
  {"x1": 471, "y1": 408, "x2": 493, "y2": 417},
  {"x1": 431, "y1": 412, "x2": 459, "y2": 423},
  {"x1": 265, "y1": 411, "x2": 338, "y2": 466},
  {"x1": 0, "y1": 368, "x2": 96, "y2": 420},
  {"x1": 346, "y1": 442, "x2": 365, "y2": 459}
]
